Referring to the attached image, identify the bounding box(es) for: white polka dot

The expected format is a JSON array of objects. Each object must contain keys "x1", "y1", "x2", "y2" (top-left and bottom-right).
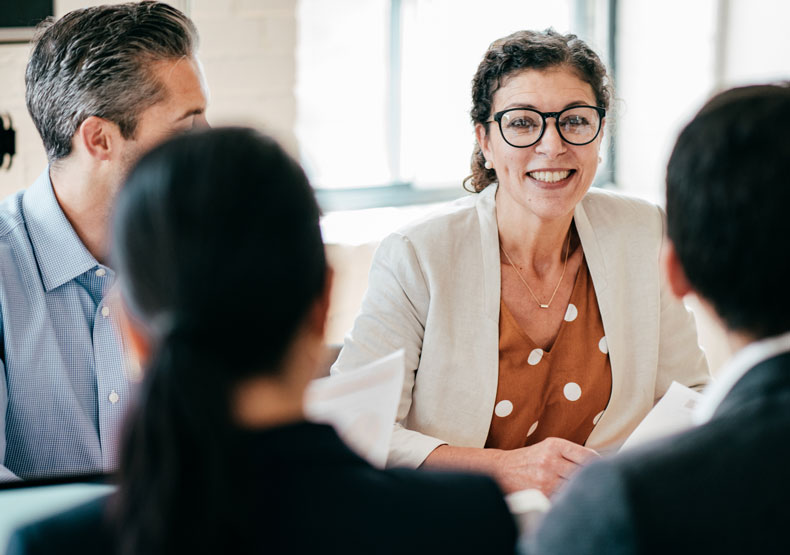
[
  {"x1": 564, "y1": 382, "x2": 582, "y2": 401},
  {"x1": 598, "y1": 336, "x2": 608, "y2": 354},
  {"x1": 564, "y1": 303, "x2": 578, "y2": 322},
  {"x1": 495, "y1": 400, "x2": 514, "y2": 417},
  {"x1": 527, "y1": 348, "x2": 544, "y2": 365},
  {"x1": 527, "y1": 421, "x2": 539, "y2": 437},
  {"x1": 593, "y1": 411, "x2": 604, "y2": 425}
]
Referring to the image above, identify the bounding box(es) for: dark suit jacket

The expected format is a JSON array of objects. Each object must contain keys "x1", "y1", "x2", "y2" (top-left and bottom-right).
[
  {"x1": 7, "y1": 421, "x2": 517, "y2": 554},
  {"x1": 522, "y1": 351, "x2": 790, "y2": 555}
]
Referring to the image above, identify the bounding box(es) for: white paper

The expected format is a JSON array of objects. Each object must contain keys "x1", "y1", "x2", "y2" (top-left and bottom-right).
[
  {"x1": 619, "y1": 381, "x2": 703, "y2": 452},
  {"x1": 304, "y1": 349, "x2": 404, "y2": 468},
  {"x1": 505, "y1": 488, "x2": 551, "y2": 534}
]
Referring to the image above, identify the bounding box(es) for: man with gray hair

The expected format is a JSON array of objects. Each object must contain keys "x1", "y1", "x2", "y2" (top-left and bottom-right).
[{"x1": 0, "y1": 1, "x2": 208, "y2": 481}]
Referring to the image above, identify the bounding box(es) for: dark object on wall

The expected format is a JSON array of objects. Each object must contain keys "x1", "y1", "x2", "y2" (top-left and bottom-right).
[
  {"x1": 0, "y1": 0, "x2": 53, "y2": 44},
  {"x1": 1, "y1": 114, "x2": 16, "y2": 171}
]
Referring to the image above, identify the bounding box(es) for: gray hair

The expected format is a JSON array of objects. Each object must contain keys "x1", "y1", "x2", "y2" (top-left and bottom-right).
[{"x1": 25, "y1": 1, "x2": 198, "y2": 162}]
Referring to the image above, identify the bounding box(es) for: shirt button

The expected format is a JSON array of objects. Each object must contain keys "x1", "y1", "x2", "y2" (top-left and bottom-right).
[
  {"x1": 108, "y1": 390, "x2": 120, "y2": 404},
  {"x1": 101, "y1": 306, "x2": 110, "y2": 318},
  {"x1": 95, "y1": 268, "x2": 107, "y2": 277}
]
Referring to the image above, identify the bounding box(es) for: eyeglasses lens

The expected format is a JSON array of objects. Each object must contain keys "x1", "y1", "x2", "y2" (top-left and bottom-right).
[{"x1": 500, "y1": 107, "x2": 601, "y2": 147}]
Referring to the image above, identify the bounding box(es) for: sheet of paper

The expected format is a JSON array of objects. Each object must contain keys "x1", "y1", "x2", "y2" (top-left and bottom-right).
[
  {"x1": 304, "y1": 349, "x2": 404, "y2": 468},
  {"x1": 505, "y1": 488, "x2": 551, "y2": 534},
  {"x1": 619, "y1": 380, "x2": 703, "y2": 452}
]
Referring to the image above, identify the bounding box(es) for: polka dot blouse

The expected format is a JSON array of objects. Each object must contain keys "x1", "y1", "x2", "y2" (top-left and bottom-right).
[{"x1": 485, "y1": 256, "x2": 612, "y2": 449}]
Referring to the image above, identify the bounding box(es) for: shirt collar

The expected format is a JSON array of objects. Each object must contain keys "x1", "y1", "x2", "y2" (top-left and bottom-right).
[
  {"x1": 22, "y1": 168, "x2": 100, "y2": 292},
  {"x1": 694, "y1": 329, "x2": 790, "y2": 424}
]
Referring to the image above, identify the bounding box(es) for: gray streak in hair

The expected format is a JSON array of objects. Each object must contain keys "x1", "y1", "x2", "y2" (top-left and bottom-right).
[{"x1": 25, "y1": 1, "x2": 198, "y2": 162}]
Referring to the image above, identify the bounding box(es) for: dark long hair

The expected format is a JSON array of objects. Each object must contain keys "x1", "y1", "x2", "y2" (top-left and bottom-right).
[{"x1": 109, "y1": 127, "x2": 327, "y2": 554}]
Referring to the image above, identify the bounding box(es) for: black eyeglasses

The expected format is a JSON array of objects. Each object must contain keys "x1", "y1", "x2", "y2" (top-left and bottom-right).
[{"x1": 487, "y1": 105, "x2": 605, "y2": 148}]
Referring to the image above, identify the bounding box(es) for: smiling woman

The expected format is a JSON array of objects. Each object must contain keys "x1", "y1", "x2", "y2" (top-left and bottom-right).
[
  {"x1": 331, "y1": 29, "x2": 711, "y2": 498},
  {"x1": 477, "y1": 68, "x2": 604, "y2": 225}
]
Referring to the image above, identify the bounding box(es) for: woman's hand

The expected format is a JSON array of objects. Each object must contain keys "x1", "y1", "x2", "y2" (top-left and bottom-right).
[
  {"x1": 490, "y1": 438, "x2": 599, "y2": 496},
  {"x1": 423, "y1": 439, "x2": 599, "y2": 497}
]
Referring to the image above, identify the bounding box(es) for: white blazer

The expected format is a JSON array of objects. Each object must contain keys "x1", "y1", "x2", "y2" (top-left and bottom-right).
[{"x1": 332, "y1": 185, "x2": 710, "y2": 468}]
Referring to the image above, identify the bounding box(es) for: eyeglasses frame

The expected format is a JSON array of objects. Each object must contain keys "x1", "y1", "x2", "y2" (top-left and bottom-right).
[{"x1": 487, "y1": 105, "x2": 606, "y2": 148}]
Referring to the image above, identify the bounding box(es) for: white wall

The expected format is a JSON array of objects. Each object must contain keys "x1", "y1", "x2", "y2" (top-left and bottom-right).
[
  {"x1": 615, "y1": 0, "x2": 790, "y2": 205},
  {"x1": 0, "y1": 41, "x2": 42, "y2": 199},
  {"x1": 615, "y1": 0, "x2": 719, "y2": 204},
  {"x1": 193, "y1": 0, "x2": 297, "y2": 154},
  {"x1": 723, "y1": 0, "x2": 790, "y2": 86}
]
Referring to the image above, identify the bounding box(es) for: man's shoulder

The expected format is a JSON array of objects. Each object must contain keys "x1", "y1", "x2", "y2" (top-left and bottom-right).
[
  {"x1": 0, "y1": 190, "x2": 26, "y2": 240},
  {"x1": 525, "y1": 458, "x2": 637, "y2": 555},
  {"x1": 546, "y1": 410, "x2": 790, "y2": 552},
  {"x1": 612, "y1": 405, "x2": 790, "y2": 489}
]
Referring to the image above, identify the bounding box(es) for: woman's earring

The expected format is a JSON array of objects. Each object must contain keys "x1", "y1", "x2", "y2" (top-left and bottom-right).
[
  {"x1": 484, "y1": 160, "x2": 493, "y2": 170},
  {"x1": 598, "y1": 156, "x2": 603, "y2": 164}
]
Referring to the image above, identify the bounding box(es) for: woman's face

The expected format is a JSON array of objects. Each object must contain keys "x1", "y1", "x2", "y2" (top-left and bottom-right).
[{"x1": 476, "y1": 67, "x2": 604, "y2": 222}]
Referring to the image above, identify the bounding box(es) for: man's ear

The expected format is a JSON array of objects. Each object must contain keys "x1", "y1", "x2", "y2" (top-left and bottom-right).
[
  {"x1": 308, "y1": 265, "x2": 334, "y2": 339},
  {"x1": 662, "y1": 241, "x2": 694, "y2": 299},
  {"x1": 76, "y1": 116, "x2": 118, "y2": 161}
]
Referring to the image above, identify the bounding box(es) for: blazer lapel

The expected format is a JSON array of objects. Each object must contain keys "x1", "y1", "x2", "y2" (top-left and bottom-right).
[
  {"x1": 575, "y1": 196, "x2": 624, "y2": 447},
  {"x1": 476, "y1": 184, "x2": 502, "y2": 323},
  {"x1": 467, "y1": 185, "x2": 504, "y2": 446}
]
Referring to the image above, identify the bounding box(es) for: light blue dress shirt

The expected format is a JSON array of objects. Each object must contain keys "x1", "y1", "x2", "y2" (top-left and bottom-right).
[{"x1": 0, "y1": 170, "x2": 131, "y2": 481}]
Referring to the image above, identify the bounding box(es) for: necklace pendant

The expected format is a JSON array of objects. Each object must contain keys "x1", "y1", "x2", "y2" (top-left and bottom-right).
[{"x1": 539, "y1": 303, "x2": 550, "y2": 309}]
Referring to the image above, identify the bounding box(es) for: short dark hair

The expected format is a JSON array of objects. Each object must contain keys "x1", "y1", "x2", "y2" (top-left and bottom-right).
[
  {"x1": 666, "y1": 83, "x2": 790, "y2": 338},
  {"x1": 465, "y1": 29, "x2": 613, "y2": 192},
  {"x1": 25, "y1": 1, "x2": 198, "y2": 162},
  {"x1": 111, "y1": 127, "x2": 327, "y2": 554}
]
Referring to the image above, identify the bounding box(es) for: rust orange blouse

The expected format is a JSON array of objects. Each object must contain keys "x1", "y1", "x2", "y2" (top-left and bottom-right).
[{"x1": 486, "y1": 257, "x2": 613, "y2": 449}]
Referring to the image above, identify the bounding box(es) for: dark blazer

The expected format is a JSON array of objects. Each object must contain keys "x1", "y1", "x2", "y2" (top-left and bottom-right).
[
  {"x1": 7, "y1": 422, "x2": 517, "y2": 554},
  {"x1": 522, "y1": 351, "x2": 790, "y2": 555}
]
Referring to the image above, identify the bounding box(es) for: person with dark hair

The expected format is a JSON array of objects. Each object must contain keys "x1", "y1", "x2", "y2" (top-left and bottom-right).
[
  {"x1": 0, "y1": 2, "x2": 207, "y2": 481},
  {"x1": 521, "y1": 83, "x2": 790, "y2": 554},
  {"x1": 6, "y1": 127, "x2": 518, "y2": 555},
  {"x1": 333, "y1": 29, "x2": 709, "y2": 496}
]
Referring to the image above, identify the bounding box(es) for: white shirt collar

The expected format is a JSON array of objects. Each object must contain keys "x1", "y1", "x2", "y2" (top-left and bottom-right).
[{"x1": 694, "y1": 330, "x2": 790, "y2": 424}]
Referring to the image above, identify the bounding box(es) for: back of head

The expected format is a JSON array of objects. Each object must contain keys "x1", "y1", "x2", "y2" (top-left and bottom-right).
[
  {"x1": 110, "y1": 127, "x2": 326, "y2": 554},
  {"x1": 113, "y1": 126, "x2": 326, "y2": 366},
  {"x1": 466, "y1": 28, "x2": 613, "y2": 191},
  {"x1": 26, "y1": 1, "x2": 197, "y2": 162},
  {"x1": 666, "y1": 84, "x2": 790, "y2": 339}
]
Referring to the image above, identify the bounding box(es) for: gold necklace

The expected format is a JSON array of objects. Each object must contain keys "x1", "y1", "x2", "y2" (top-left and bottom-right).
[{"x1": 500, "y1": 230, "x2": 572, "y2": 309}]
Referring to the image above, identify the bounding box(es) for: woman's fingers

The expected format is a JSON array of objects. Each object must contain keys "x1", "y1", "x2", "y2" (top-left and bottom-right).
[
  {"x1": 496, "y1": 437, "x2": 599, "y2": 496},
  {"x1": 553, "y1": 457, "x2": 581, "y2": 480},
  {"x1": 558, "y1": 440, "x2": 600, "y2": 465}
]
